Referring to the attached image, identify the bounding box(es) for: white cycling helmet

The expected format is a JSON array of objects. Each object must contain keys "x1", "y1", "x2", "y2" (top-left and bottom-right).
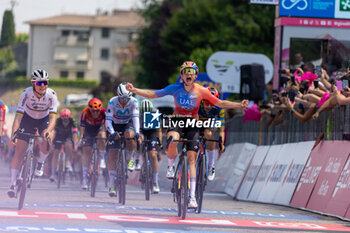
[
  {"x1": 140, "y1": 99, "x2": 153, "y2": 114},
  {"x1": 31, "y1": 69, "x2": 49, "y2": 82},
  {"x1": 117, "y1": 82, "x2": 132, "y2": 97}
]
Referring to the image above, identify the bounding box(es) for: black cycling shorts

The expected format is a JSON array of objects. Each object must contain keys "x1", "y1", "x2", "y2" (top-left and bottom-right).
[
  {"x1": 166, "y1": 117, "x2": 199, "y2": 152},
  {"x1": 82, "y1": 125, "x2": 104, "y2": 147},
  {"x1": 107, "y1": 121, "x2": 135, "y2": 150},
  {"x1": 141, "y1": 129, "x2": 158, "y2": 151},
  {"x1": 53, "y1": 138, "x2": 73, "y2": 150},
  {"x1": 17, "y1": 112, "x2": 49, "y2": 143}
]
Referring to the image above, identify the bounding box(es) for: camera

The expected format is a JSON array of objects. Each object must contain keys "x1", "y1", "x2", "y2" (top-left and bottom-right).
[
  {"x1": 314, "y1": 80, "x2": 319, "y2": 88},
  {"x1": 281, "y1": 92, "x2": 288, "y2": 97}
]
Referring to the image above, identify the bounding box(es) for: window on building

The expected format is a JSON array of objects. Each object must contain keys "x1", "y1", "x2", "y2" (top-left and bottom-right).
[
  {"x1": 101, "y1": 28, "x2": 110, "y2": 38},
  {"x1": 61, "y1": 30, "x2": 70, "y2": 37},
  {"x1": 100, "y1": 48, "x2": 109, "y2": 60},
  {"x1": 60, "y1": 71, "x2": 69, "y2": 78},
  {"x1": 76, "y1": 71, "x2": 85, "y2": 79}
]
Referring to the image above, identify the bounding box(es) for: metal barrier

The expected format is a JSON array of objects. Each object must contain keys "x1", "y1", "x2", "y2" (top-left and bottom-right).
[{"x1": 225, "y1": 105, "x2": 350, "y2": 146}]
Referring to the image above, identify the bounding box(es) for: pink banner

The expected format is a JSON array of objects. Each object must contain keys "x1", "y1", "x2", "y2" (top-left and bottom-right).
[
  {"x1": 325, "y1": 155, "x2": 350, "y2": 217},
  {"x1": 276, "y1": 17, "x2": 350, "y2": 29},
  {"x1": 306, "y1": 142, "x2": 350, "y2": 213},
  {"x1": 290, "y1": 141, "x2": 328, "y2": 208}
]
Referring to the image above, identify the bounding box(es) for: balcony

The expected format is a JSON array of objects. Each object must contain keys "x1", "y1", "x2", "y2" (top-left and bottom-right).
[{"x1": 55, "y1": 35, "x2": 93, "y2": 47}]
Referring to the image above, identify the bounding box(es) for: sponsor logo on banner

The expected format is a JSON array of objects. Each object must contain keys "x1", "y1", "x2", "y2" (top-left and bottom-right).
[{"x1": 286, "y1": 164, "x2": 304, "y2": 183}]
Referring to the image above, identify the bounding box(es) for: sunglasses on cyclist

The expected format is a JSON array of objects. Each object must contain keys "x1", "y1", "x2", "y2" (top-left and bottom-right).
[
  {"x1": 35, "y1": 81, "x2": 48, "y2": 86},
  {"x1": 119, "y1": 96, "x2": 130, "y2": 101},
  {"x1": 90, "y1": 109, "x2": 100, "y2": 114},
  {"x1": 182, "y1": 68, "x2": 196, "y2": 75}
]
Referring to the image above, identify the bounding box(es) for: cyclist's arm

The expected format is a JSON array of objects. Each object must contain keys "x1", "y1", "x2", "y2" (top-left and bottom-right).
[
  {"x1": 132, "y1": 99, "x2": 140, "y2": 134},
  {"x1": 105, "y1": 101, "x2": 115, "y2": 135},
  {"x1": 47, "y1": 114, "x2": 57, "y2": 132},
  {"x1": 11, "y1": 113, "x2": 23, "y2": 139},
  {"x1": 215, "y1": 99, "x2": 245, "y2": 109}
]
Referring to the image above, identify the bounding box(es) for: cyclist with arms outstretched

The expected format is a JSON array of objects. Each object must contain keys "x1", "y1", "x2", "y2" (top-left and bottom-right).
[
  {"x1": 7, "y1": 69, "x2": 58, "y2": 198},
  {"x1": 198, "y1": 87, "x2": 225, "y2": 181},
  {"x1": 105, "y1": 82, "x2": 141, "y2": 197},
  {"x1": 126, "y1": 61, "x2": 248, "y2": 208}
]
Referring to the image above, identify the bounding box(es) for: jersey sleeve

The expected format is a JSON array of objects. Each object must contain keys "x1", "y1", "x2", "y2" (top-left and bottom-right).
[
  {"x1": 0, "y1": 103, "x2": 5, "y2": 122},
  {"x1": 105, "y1": 99, "x2": 115, "y2": 134},
  {"x1": 49, "y1": 90, "x2": 58, "y2": 115},
  {"x1": 200, "y1": 86, "x2": 220, "y2": 105},
  {"x1": 16, "y1": 89, "x2": 28, "y2": 115},
  {"x1": 80, "y1": 108, "x2": 88, "y2": 127},
  {"x1": 155, "y1": 84, "x2": 178, "y2": 97}
]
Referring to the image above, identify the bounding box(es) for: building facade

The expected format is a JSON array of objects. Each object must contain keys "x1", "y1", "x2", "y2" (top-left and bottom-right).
[{"x1": 26, "y1": 10, "x2": 144, "y2": 82}]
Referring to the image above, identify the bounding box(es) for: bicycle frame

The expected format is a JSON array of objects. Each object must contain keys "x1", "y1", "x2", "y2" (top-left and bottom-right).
[{"x1": 56, "y1": 141, "x2": 66, "y2": 189}]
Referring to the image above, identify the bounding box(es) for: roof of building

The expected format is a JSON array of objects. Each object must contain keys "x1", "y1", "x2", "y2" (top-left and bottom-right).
[{"x1": 26, "y1": 10, "x2": 144, "y2": 28}]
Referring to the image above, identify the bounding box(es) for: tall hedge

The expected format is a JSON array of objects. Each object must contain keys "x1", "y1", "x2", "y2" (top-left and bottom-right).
[{"x1": 0, "y1": 10, "x2": 15, "y2": 48}]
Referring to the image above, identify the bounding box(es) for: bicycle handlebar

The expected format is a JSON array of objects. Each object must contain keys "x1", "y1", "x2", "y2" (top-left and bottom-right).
[{"x1": 165, "y1": 136, "x2": 223, "y2": 151}]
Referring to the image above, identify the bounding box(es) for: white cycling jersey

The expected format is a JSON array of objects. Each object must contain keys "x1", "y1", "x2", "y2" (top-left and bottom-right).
[
  {"x1": 105, "y1": 96, "x2": 140, "y2": 134},
  {"x1": 16, "y1": 87, "x2": 59, "y2": 119}
]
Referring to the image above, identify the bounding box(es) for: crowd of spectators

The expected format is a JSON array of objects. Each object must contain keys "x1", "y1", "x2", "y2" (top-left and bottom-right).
[{"x1": 243, "y1": 61, "x2": 350, "y2": 127}]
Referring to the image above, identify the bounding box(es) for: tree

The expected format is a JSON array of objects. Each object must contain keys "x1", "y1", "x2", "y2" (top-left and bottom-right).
[
  {"x1": 161, "y1": 0, "x2": 275, "y2": 82},
  {"x1": 0, "y1": 46, "x2": 18, "y2": 76},
  {"x1": 136, "y1": 0, "x2": 183, "y2": 88},
  {"x1": 15, "y1": 33, "x2": 29, "y2": 44},
  {"x1": 0, "y1": 10, "x2": 15, "y2": 48}
]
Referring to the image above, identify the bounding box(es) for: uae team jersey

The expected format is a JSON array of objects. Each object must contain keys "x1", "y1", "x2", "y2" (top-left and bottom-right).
[
  {"x1": 155, "y1": 83, "x2": 219, "y2": 118},
  {"x1": 16, "y1": 87, "x2": 58, "y2": 119}
]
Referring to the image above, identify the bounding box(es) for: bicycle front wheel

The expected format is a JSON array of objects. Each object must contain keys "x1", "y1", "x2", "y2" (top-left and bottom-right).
[
  {"x1": 90, "y1": 149, "x2": 98, "y2": 197},
  {"x1": 144, "y1": 152, "x2": 151, "y2": 201},
  {"x1": 18, "y1": 156, "x2": 30, "y2": 210},
  {"x1": 118, "y1": 149, "x2": 126, "y2": 205},
  {"x1": 179, "y1": 156, "x2": 188, "y2": 219},
  {"x1": 196, "y1": 155, "x2": 205, "y2": 213},
  {"x1": 57, "y1": 153, "x2": 64, "y2": 189}
]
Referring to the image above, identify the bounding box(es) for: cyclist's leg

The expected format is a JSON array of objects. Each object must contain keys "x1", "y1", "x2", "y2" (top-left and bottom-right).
[
  {"x1": 97, "y1": 130, "x2": 106, "y2": 168},
  {"x1": 81, "y1": 145, "x2": 92, "y2": 189},
  {"x1": 107, "y1": 134, "x2": 120, "y2": 196},
  {"x1": 35, "y1": 115, "x2": 51, "y2": 176},
  {"x1": 185, "y1": 127, "x2": 200, "y2": 208},
  {"x1": 166, "y1": 128, "x2": 180, "y2": 179},
  {"x1": 146, "y1": 130, "x2": 160, "y2": 192},
  {"x1": 124, "y1": 123, "x2": 139, "y2": 170},
  {"x1": 64, "y1": 139, "x2": 74, "y2": 172},
  {"x1": 50, "y1": 147, "x2": 60, "y2": 181},
  {"x1": 204, "y1": 128, "x2": 216, "y2": 180}
]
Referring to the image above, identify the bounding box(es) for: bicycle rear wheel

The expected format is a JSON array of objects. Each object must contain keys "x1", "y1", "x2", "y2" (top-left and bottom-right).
[
  {"x1": 18, "y1": 156, "x2": 30, "y2": 210},
  {"x1": 144, "y1": 152, "x2": 151, "y2": 200},
  {"x1": 179, "y1": 156, "x2": 188, "y2": 219},
  {"x1": 90, "y1": 149, "x2": 98, "y2": 197},
  {"x1": 196, "y1": 155, "x2": 205, "y2": 213}
]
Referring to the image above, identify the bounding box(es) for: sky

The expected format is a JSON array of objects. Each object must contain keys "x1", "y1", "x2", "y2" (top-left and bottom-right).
[{"x1": 0, "y1": 0, "x2": 143, "y2": 33}]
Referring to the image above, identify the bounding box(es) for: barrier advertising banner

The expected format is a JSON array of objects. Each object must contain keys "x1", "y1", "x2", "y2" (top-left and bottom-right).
[
  {"x1": 247, "y1": 145, "x2": 283, "y2": 202},
  {"x1": 207, "y1": 143, "x2": 248, "y2": 192},
  {"x1": 290, "y1": 141, "x2": 329, "y2": 208},
  {"x1": 272, "y1": 141, "x2": 315, "y2": 205},
  {"x1": 306, "y1": 141, "x2": 350, "y2": 213},
  {"x1": 257, "y1": 143, "x2": 297, "y2": 203},
  {"x1": 224, "y1": 143, "x2": 257, "y2": 197},
  {"x1": 325, "y1": 155, "x2": 350, "y2": 217},
  {"x1": 236, "y1": 146, "x2": 270, "y2": 200}
]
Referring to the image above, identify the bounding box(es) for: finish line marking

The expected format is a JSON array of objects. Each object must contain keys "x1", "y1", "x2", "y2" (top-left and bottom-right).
[
  {"x1": 0, "y1": 210, "x2": 348, "y2": 231},
  {"x1": 0, "y1": 202, "x2": 320, "y2": 220}
]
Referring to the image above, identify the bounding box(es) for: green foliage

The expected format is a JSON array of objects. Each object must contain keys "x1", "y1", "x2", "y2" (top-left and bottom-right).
[
  {"x1": 137, "y1": 0, "x2": 275, "y2": 85},
  {"x1": 15, "y1": 33, "x2": 29, "y2": 44},
  {"x1": 0, "y1": 77, "x2": 98, "y2": 88},
  {"x1": 0, "y1": 10, "x2": 15, "y2": 48},
  {"x1": 0, "y1": 46, "x2": 17, "y2": 73}
]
